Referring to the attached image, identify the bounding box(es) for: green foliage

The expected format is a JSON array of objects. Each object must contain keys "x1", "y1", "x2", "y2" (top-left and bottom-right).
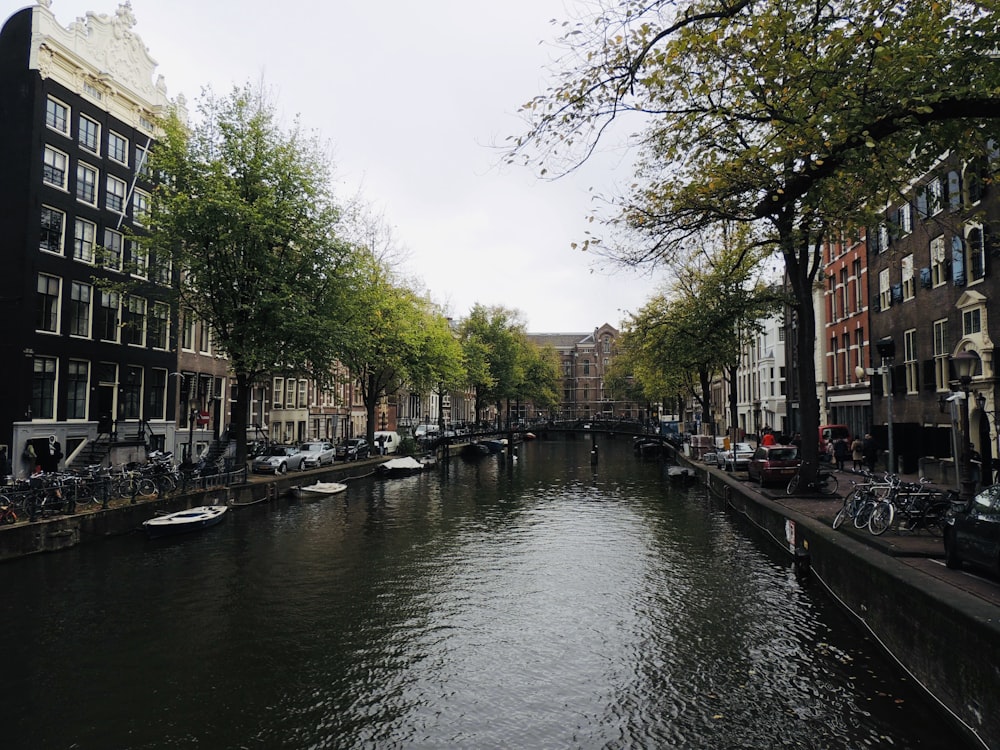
[
  {"x1": 146, "y1": 83, "x2": 355, "y2": 462},
  {"x1": 514, "y1": 0, "x2": 1000, "y2": 468}
]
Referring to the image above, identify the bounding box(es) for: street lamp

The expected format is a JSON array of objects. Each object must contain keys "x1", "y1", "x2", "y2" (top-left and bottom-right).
[{"x1": 952, "y1": 350, "x2": 979, "y2": 500}]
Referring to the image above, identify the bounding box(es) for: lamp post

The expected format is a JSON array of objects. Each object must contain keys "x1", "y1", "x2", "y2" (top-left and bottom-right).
[
  {"x1": 752, "y1": 399, "x2": 761, "y2": 446},
  {"x1": 952, "y1": 351, "x2": 979, "y2": 500},
  {"x1": 874, "y1": 337, "x2": 896, "y2": 474}
]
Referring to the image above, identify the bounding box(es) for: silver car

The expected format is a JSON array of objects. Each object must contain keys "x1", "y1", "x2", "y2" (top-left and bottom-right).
[
  {"x1": 251, "y1": 445, "x2": 308, "y2": 474},
  {"x1": 298, "y1": 441, "x2": 336, "y2": 469}
]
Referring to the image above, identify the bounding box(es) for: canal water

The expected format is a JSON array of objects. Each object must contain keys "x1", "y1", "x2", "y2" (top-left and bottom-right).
[{"x1": 1, "y1": 437, "x2": 969, "y2": 749}]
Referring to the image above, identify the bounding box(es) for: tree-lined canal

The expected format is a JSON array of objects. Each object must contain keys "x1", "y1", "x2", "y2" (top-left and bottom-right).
[{"x1": 1, "y1": 437, "x2": 966, "y2": 748}]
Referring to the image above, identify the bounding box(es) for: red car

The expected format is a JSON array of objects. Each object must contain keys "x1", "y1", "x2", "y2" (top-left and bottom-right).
[{"x1": 748, "y1": 445, "x2": 800, "y2": 487}]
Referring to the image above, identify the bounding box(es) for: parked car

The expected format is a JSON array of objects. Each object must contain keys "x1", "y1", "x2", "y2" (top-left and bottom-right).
[
  {"x1": 251, "y1": 445, "x2": 308, "y2": 474},
  {"x1": 719, "y1": 442, "x2": 755, "y2": 471},
  {"x1": 944, "y1": 485, "x2": 1000, "y2": 575},
  {"x1": 298, "y1": 441, "x2": 337, "y2": 469},
  {"x1": 336, "y1": 438, "x2": 370, "y2": 461},
  {"x1": 747, "y1": 445, "x2": 800, "y2": 487}
]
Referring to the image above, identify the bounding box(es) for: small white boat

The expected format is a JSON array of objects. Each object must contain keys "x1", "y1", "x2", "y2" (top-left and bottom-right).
[
  {"x1": 377, "y1": 456, "x2": 426, "y2": 477},
  {"x1": 143, "y1": 505, "x2": 228, "y2": 539},
  {"x1": 294, "y1": 481, "x2": 348, "y2": 498}
]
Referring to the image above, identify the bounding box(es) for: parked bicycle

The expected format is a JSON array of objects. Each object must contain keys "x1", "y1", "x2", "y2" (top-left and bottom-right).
[{"x1": 786, "y1": 461, "x2": 839, "y2": 496}]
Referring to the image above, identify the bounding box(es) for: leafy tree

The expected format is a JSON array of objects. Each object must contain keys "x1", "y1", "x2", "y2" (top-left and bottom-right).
[
  {"x1": 148, "y1": 83, "x2": 353, "y2": 465},
  {"x1": 459, "y1": 305, "x2": 527, "y2": 426},
  {"x1": 512, "y1": 0, "x2": 1000, "y2": 475},
  {"x1": 519, "y1": 344, "x2": 562, "y2": 419},
  {"x1": 328, "y1": 251, "x2": 460, "y2": 444}
]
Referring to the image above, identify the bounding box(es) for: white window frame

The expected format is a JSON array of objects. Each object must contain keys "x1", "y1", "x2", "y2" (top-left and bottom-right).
[
  {"x1": 903, "y1": 328, "x2": 918, "y2": 394},
  {"x1": 106, "y1": 175, "x2": 127, "y2": 214},
  {"x1": 76, "y1": 162, "x2": 98, "y2": 206},
  {"x1": 124, "y1": 296, "x2": 147, "y2": 347},
  {"x1": 965, "y1": 223, "x2": 986, "y2": 284},
  {"x1": 129, "y1": 240, "x2": 148, "y2": 279},
  {"x1": 108, "y1": 131, "x2": 128, "y2": 165},
  {"x1": 103, "y1": 228, "x2": 123, "y2": 271},
  {"x1": 901, "y1": 254, "x2": 914, "y2": 301},
  {"x1": 930, "y1": 236, "x2": 947, "y2": 287},
  {"x1": 73, "y1": 218, "x2": 96, "y2": 264},
  {"x1": 43, "y1": 145, "x2": 69, "y2": 190},
  {"x1": 45, "y1": 96, "x2": 70, "y2": 136},
  {"x1": 32, "y1": 356, "x2": 58, "y2": 421},
  {"x1": 933, "y1": 319, "x2": 949, "y2": 391},
  {"x1": 40, "y1": 205, "x2": 65, "y2": 255},
  {"x1": 36, "y1": 273, "x2": 62, "y2": 334},
  {"x1": 98, "y1": 291, "x2": 121, "y2": 343},
  {"x1": 149, "y1": 301, "x2": 170, "y2": 350},
  {"x1": 963, "y1": 308, "x2": 982, "y2": 336},
  {"x1": 878, "y1": 268, "x2": 891, "y2": 310},
  {"x1": 69, "y1": 280, "x2": 92, "y2": 339},
  {"x1": 132, "y1": 189, "x2": 150, "y2": 226},
  {"x1": 78, "y1": 115, "x2": 100, "y2": 154},
  {"x1": 66, "y1": 359, "x2": 91, "y2": 421}
]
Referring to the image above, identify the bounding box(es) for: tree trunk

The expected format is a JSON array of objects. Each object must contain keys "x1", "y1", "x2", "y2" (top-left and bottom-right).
[
  {"x1": 231, "y1": 373, "x2": 251, "y2": 468},
  {"x1": 781, "y1": 227, "x2": 821, "y2": 483}
]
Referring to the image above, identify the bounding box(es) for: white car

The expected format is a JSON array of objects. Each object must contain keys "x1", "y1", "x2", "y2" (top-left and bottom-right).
[
  {"x1": 718, "y1": 442, "x2": 755, "y2": 471},
  {"x1": 298, "y1": 441, "x2": 336, "y2": 469}
]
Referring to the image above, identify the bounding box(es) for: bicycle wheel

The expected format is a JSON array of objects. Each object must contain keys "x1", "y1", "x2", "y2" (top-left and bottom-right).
[
  {"x1": 137, "y1": 478, "x2": 157, "y2": 497},
  {"x1": 868, "y1": 501, "x2": 895, "y2": 536},
  {"x1": 854, "y1": 499, "x2": 875, "y2": 529},
  {"x1": 832, "y1": 489, "x2": 860, "y2": 529},
  {"x1": 786, "y1": 474, "x2": 800, "y2": 494},
  {"x1": 818, "y1": 473, "x2": 839, "y2": 496}
]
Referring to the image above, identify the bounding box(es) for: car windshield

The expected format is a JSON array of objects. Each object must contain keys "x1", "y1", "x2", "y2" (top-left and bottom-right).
[
  {"x1": 300, "y1": 443, "x2": 324, "y2": 452},
  {"x1": 262, "y1": 446, "x2": 293, "y2": 457},
  {"x1": 769, "y1": 448, "x2": 798, "y2": 460}
]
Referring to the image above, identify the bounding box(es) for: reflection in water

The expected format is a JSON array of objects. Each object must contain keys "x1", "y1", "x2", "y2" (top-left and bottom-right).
[{"x1": 1, "y1": 437, "x2": 964, "y2": 749}]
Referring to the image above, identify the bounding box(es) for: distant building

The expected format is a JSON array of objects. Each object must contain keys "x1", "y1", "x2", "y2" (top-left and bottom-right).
[{"x1": 528, "y1": 324, "x2": 637, "y2": 421}]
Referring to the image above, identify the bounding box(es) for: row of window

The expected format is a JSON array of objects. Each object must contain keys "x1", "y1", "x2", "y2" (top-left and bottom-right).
[
  {"x1": 46, "y1": 95, "x2": 150, "y2": 172},
  {"x1": 875, "y1": 226, "x2": 987, "y2": 310},
  {"x1": 43, "y1": 144, "x2": 150, "y2": 221},
  {"x1": 869, "y1": 164, "x2": 987, "y2": 254},
  {"x1": 831, "y1": 312, "x2": 985, "y2": 395},
  {"x1": 35, "y1": 273, "x2": 170, "y2": 348},
  {"x1": 31, "y1": 356, "x2": 168, "y2": 423},
  {"x1": 39, "y1": 205, "x2": 171, "y2": 283},
  {"x1": 271, "y1": 377, "x2": 340, "y2": 410}
]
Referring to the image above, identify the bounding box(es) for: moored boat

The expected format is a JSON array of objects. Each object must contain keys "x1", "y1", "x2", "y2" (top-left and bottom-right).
[
  {"x1": 377, "y1": 456, "x2": 426, "y2": 477},
  {"x1": 143, "y1": 504, "x2": 228, "y2": 539},
  {"x1": 293, "y1": 481, "x2": 348, "y2": 498}
]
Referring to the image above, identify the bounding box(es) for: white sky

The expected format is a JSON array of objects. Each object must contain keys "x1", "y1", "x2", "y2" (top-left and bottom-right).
[{"x1": 28, "y1": 0, "x2": 666, "y2": 332}]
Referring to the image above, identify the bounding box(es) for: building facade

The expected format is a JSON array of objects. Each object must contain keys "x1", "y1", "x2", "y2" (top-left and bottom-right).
[
  {"x1": 0, "y1": 1, "x2": 191, "y2": 473},
  {"x1": 866, "y1": 153, "x2": 999, "y2": 477}
]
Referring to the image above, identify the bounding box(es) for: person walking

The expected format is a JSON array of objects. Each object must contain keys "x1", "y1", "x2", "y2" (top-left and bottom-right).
[
  {"x1": 862, "y1": 434, "x2": 879, "y2": 472},
  {"x1": 851, "y1": 436, "x2": 864, "y2": 472},
  {"x1": 833, "y1": 437, "x2": 849, "y2": 471}
]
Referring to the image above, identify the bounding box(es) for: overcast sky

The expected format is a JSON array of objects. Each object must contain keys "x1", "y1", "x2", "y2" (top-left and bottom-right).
[{"x1": 31, "y1": 0, "x2": 665, "y2": 332}]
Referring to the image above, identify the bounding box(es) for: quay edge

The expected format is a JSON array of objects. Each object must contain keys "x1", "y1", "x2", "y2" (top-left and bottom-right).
[
  {"x1": 0, "y1": 460, "x2": 382, "y2": 562},
  {"x1": 693, "y1": 455, "x2": 999, "y2": 750}
]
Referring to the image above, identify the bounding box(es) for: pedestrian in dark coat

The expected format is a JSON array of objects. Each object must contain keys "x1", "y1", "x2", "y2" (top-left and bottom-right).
[
  {"x1": 833, "y1": 437, "x2": 850, "y2": 471},
  {"x1": 862, "y1": 434, "x2": 879, "y2": 472}
]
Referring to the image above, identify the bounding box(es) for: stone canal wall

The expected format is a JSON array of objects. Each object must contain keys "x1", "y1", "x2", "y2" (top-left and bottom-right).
[
  {"x1": 0, "y1": 461, "x2": 377, "y2": 562},
  {"x1": 701, "y1": 462, "x2": 999, "y2": 750}
]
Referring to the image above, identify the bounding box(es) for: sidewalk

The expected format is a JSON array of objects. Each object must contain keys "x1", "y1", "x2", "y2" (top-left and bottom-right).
[{"x1": 722, "y1": 462, "x2": 1000, "y2": 609}]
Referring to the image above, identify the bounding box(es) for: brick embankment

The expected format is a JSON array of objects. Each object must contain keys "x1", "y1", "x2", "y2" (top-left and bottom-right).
[{"x1": 681, "y1": 452, "x2": 999, "y2": 750}]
